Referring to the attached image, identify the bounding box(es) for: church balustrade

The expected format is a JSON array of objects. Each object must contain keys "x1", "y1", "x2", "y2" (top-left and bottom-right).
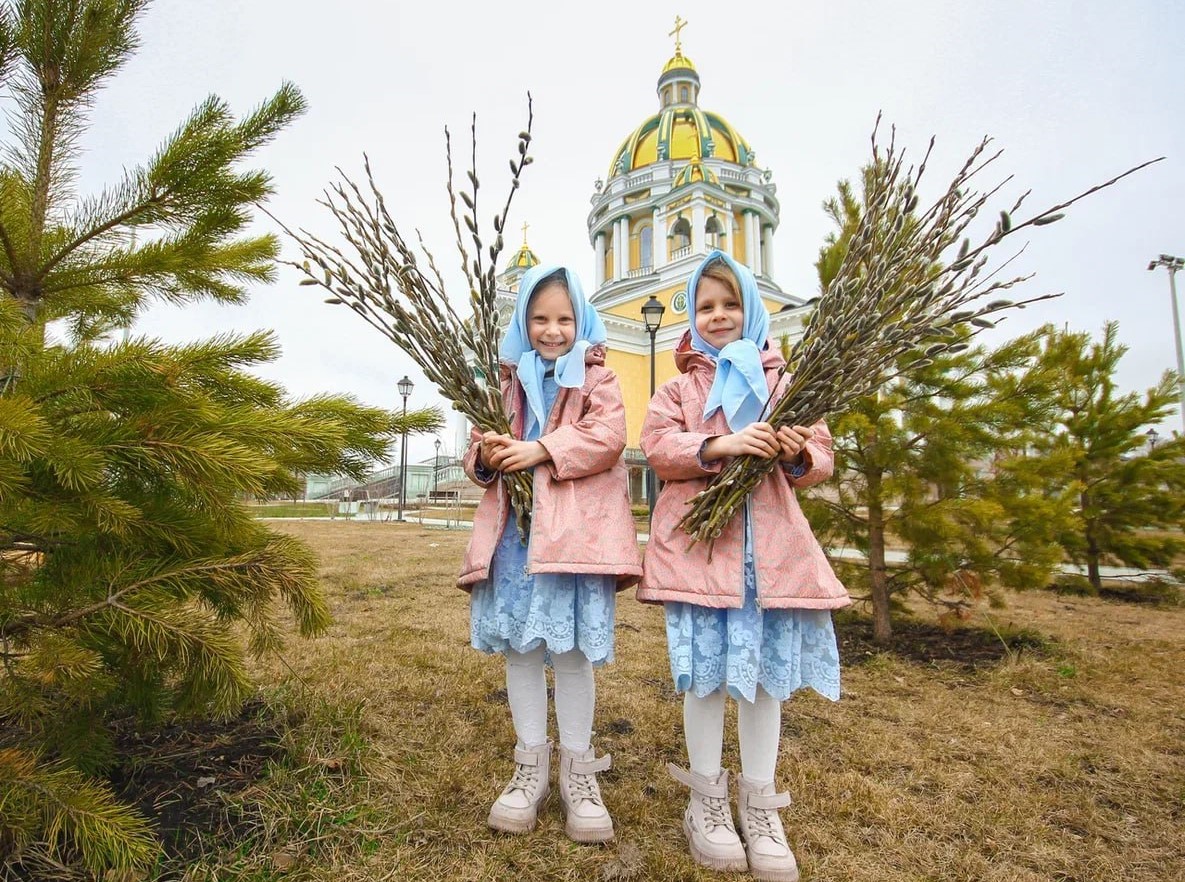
[
  {"x1": 627, "y1": 265, "x2": 654, "y2": 278},
  {"x1": 623, "y1": 447, "x2": 649, "y2": 467},
  {"x1": 670, "y1": 244, "x2": 691, "y2": 260}
]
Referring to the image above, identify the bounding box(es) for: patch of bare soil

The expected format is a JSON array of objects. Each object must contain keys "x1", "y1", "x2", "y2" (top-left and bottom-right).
[
  {"x1": 835, "y1": 611, "x2": 1049, "y2": 670},
  {"x1": 107, "y1": 699, "x2": 283, "y2": 864}
]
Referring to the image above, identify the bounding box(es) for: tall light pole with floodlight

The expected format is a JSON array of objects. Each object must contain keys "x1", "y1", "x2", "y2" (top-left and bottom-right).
[{"x1": 1147, "y1": 254, "x2": 1185, "y2": 434}]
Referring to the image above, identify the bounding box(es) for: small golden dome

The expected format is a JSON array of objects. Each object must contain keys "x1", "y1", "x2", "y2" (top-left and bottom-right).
[
  {"x1": 506, "y1": 221, "x2": 538, "y2": 270},
  {"x1": 508, "y1": 243, "x2": 538, "y2": 270},
  {"x1": 672, "y1": 157, "x2": 719, "y2": 189},
  {"x1": 662, "y1": 49, "x2": 696, "y2": 74}
]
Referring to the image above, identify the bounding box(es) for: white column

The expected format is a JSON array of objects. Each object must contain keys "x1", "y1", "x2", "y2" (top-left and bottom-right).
[
  {"x1": 691, "y1": 203, "x2": 706, "y2": 255},
  {"x1": 745, "y1": 212, "x2": 757, "y2": 268},
  {"x1": 653, "y1": 207, "x2": 667, "y2": 269},
  {"x1": 612, "y1": 219, "x2": 623, "y2": 280},
  {"x1": 762, "y1": 226, "x2": 773, "y2": 278},
  {"x1": 755, "y1": 222, "x2": 764, "y2": 276},
  {"x1": 619, "y1": 216, "x2": 631, "y2": 274},
  {"x1": 594, "y1": 232, "x2": 606, "y2": 287}
]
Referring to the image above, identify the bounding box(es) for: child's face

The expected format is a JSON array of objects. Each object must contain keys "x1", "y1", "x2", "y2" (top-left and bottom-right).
[
  {"x1": 694, "y1": 276, "x2": 744, "y2": 348},
  {"x1": 526, "y1": 282, "x2": 577, "y2": 358}
]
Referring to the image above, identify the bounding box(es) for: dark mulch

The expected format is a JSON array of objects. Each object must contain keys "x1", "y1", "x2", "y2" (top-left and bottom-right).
[
  {"x1": 107, "y1": 699, "x2": 285, "y2": 864},
  {"x1": 834, "y1": 612, "x2": 1050, "y2": 670}
]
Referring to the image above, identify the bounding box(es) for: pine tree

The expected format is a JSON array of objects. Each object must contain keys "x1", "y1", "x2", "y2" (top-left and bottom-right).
[
  {"x1": 0, "y1": 2, "x2": 440, "y2": 872},
  {"x1": 803, "y1": 171, "x2": 1073, "y2": 644},
  {"x1": 1032, "y1": 322, "x2": 1185, "y2": 591},
  {"x1": 801, "y1": 334, "x2": 1073, "y2": 644}
]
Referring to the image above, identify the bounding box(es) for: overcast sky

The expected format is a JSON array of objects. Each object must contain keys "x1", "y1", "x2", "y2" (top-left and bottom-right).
[{"x1": 65, "y1": 0, "x2": 1185, "y2": 460}]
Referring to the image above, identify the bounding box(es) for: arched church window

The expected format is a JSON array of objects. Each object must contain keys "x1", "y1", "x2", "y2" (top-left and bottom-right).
[
  {"x1": 639, "y1": 225, "x2": 653, "y2": 269},
  {"x1": 705, "y1": 214, "x2": 726, "y2": 249},
  {"x1": 680, "y1": 85, "x2": 689, "y2": 103},
  {"x1": 670, "y1": 216, "x2": 691, "y2": 254}
]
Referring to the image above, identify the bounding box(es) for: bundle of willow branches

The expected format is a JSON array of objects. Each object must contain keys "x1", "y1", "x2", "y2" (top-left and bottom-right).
[
  {"x1": 279, "y1": 101, "x2": 536, "y2": 538},
  {"x1": 679, "y1": 120, "x2": 1159, "y2": 544}
]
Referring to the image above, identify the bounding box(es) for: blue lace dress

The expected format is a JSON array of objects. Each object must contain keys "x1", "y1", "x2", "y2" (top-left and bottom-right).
[
  {"x1": 664, "y1": 504, "x2": 842, "y2": 703},
  {"x1": 470, "y1": 372, "x2": 618, "y2": 666}
]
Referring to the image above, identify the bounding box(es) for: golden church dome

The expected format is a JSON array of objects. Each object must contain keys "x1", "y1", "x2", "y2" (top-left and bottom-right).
[
  {"x1": 662, "y1": 49, "x2": 697, "y2": 74},
  {"x1": 607, "y1": 50, "x2": 755, "y2": 179},
  {"x1": 507, "y1": 241, "x2": 538, "y2": 270},
  {"x1": 608, "y1": 106, "x2": 754, "y2": 178}
]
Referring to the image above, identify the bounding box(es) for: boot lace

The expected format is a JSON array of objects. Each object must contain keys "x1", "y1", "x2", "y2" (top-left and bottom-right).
[
  {"x1": 506, "y1": 762, "x2": 539, "y2": 796},
  {"x1": 701, "y1": 794, "x2": 734, "y2": 832},
  {"x1": 745, "y1": 804, "x2": 783, "y2": 842},
  {"x1": 567, "y1": 772, "x2": 603, "y2": 804}
]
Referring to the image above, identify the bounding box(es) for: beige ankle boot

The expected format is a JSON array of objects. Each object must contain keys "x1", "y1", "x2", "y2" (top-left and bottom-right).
[
  {"x1": 487, "y1": 742, "x2": 550, "y2": 834},
  {"x1": 668, "y1": 763, "x2": 748, "y2": 872},
  {"x1": 737, "y1": 776, "x2": 799, "y2": 882},
  {"x1": 558, "y1": 745, "x2": 614, "y2": 842}
]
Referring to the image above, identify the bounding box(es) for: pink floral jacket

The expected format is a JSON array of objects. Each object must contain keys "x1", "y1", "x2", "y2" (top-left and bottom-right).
[
  {"x1": 457, "y1": 345, "x2": 643, "y2": 590},
  {"x1": 637, "y1": 333, "x2": 850, "y2": 610}
]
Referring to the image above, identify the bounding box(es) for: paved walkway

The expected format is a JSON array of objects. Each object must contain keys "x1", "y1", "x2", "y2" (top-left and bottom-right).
[{"x1": 263, "y1": 515, "x2": 1177, "y2": 583}]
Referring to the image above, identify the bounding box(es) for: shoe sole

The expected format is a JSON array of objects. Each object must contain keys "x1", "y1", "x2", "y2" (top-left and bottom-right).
[
  {"x1": 564, "y1": 820, "x2": 615, "y2": 843},
  {"x1": 683, "y1": 815, "x2": 748, "y2": 872},
  {"x1": 487, "y1": 788, "x2": 549, "y2": 835},
  {"x1": 747, "y1": 859, "x2": 800, "y2": 882},
  {"x1": 560, "y1": 799, "x2": 614, "y2": 843}
]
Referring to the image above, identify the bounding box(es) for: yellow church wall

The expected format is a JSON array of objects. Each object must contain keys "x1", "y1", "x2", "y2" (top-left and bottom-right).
[
  {"x1": 732, "y1": 210, "x2": 746, "y2": 263},
  {"x1": 602, "y1": 284, "x2": 687, "y2": 321},
  {"x1": 603, "y1": 347, "x2": 681, "y2": 447}
]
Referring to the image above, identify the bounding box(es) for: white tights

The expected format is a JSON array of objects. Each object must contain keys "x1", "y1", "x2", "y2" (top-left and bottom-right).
[
  {"x1": 684, "y1": 687, "x2": 782, "y2": 785},
  {"x1": 504, "y1": 645, "x2": 595, "y2": 751}
]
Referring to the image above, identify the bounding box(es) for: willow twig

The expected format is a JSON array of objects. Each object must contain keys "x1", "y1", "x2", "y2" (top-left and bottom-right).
[
  {"x1": 274, "y1": 98, "x2": 537, "y2": 538},
  {"x1": 679, "y1": 119, "x2": 1161, "y2": 543}
]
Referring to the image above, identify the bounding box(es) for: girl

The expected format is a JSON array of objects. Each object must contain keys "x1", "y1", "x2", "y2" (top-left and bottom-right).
[
  {"x1": 639, "y1": 250, "x2": 850, "y2": 881},
  {"x1": 458, "y1": 264, "x2": 641, "y2": 843}
]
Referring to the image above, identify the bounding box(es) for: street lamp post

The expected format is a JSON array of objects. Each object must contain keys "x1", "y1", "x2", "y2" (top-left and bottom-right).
[
  {"x1": 396, "y1": 375, "x2": 413, "y2": 521},
  {"x1": 1147, "y1": 254, "x2": 1185, "y2": 434},
  {"x1": 641, "y1": 295, "x2": 667, "y2": 522},
  {"x1": 1146, "y1": 427, "x2": 1160, "y2": 451},
  {"x1": 433, "y1": 437, "x2": 442, "y2": 498}
]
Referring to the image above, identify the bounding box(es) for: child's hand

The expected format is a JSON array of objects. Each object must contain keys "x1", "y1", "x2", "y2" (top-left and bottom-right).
[
  {"x1": 703, "y1": 422, "x2": 781, "y2": 461},
  {"x1": 478, "y1": 432, "x2": 512, "y2": 470},
  {"x1": 489, "y1": 439, "x2": 551, "y2": 473},
  {"x1": 777, "y1": 424, "x2": 815, "y2": 464}
]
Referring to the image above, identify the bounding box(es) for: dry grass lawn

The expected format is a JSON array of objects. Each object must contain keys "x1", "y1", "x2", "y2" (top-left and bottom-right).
[{"x1": 223, "y1": 520, "x2": 1183, "y2": 882}]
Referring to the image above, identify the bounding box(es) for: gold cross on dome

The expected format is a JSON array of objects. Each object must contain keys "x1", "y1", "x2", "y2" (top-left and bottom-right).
[
  {"x1": 521, "y1": 221, "x2": 529, "y2": 245},
  {"x1": 669, "y1": 15, "x2": 687, "y2": 52}
]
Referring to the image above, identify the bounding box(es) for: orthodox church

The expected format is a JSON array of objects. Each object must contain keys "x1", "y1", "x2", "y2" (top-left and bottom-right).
[{"x1": 490, "y1": 24, "x2": 816, "y2": 504}]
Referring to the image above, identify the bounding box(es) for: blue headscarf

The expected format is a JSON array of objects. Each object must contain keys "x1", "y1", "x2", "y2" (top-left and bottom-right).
[
  {"x1": 687, "y1": 249, "x2": 771, "y2": 431},
  {"x1": 499, "y1": 264, "x2": 607, "y2": 439}
]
